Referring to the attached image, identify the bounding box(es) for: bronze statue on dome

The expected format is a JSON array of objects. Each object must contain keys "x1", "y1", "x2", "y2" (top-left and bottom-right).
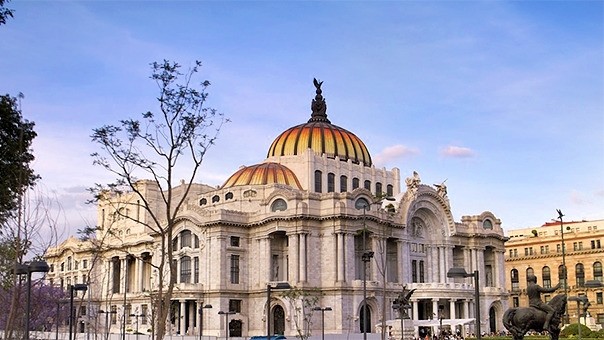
[{"x1": 310, "y1": 78, "x2": 329, "y2": 122}]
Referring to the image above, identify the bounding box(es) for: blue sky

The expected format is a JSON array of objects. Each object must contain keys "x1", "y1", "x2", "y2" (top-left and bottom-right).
[{"x1": 1, "y1": 1, "x2": 602, "y2": 238}]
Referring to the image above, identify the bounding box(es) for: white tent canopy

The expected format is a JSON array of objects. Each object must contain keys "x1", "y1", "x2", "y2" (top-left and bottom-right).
[{"x1": 412, "y1": 318, "x2": 475, "y2": 327}]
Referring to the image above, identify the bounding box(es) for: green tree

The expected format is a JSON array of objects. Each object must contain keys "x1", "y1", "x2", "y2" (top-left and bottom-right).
[
  {"x1": 90, "y1": 60, "x2": 227, "y2": 340},
  {"x1": 0, "y1": 0, "x2": 14, "y2": 26},
  {"x1": 0, "y1": 93, "x2": 39, "y2": 226}
]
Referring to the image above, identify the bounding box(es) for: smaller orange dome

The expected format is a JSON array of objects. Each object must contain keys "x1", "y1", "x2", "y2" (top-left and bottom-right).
[{"x1": 222, "y1": 162, "x2": 302, "y2": 189}]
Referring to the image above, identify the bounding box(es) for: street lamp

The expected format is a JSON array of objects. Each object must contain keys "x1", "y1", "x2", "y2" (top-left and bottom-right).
[
  {"x1": 267, "y1": 282, "x2": 291, "y2": 339},
  {"x1": 312, "y1": 307, "x2": 332, "y2": 340},
  {"x1": 568, "y1": 296, "x2": 589, "y2": 340},
  {"x1": 557, "y1": 209, "x2": 569, "y2": 323},
  {"x1": 218, "y1": 311, "x2": 236, "y2": 339},
  {"x1": 355, "y1": 199, "x2": 373, "y2": 340},
  {"x1": 129, "y1": 313, "x2": 146, "y2": 340},
  {"x1": 69, "y1": 284, "x2": 88, "y2": 340},
  {"x1": 14, "y1": 260, "x2": 51, "y2": 340},
  {"x1": 392, "y1": 303, "x2": 411, "y2": 340},
  {"x1": 355, "y1": 196, "x2": 395, "y2": 340},
  {"x1": 98, "y1": 309, "x2": 117, "y2": 340},
  {"x1": 198, "y1": 304, "x2": 212, "y2": 340},
  {"x1": 447, "y1": 268, "x2": 481, "y2": 340}
]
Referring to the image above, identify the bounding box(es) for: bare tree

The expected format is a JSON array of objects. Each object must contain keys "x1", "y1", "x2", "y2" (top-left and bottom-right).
[
  {"x1": 281, "y1": 287, "x2": 323, "y2": 340},
  {"x1": 89, "y1": 60, "x2": 227, "y2": 340}
]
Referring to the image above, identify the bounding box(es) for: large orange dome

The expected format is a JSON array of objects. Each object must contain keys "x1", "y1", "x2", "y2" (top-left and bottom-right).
[
  {"x1": 266, "y1": 79, "x2": 372, "y2": 167},
  {"x1": 222, "y1": 162, "x2": 302, "y2": 189}
]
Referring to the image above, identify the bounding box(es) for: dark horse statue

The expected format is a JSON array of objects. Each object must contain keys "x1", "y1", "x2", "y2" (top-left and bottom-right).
[{"x1": 503, "y1": 294, "x2": 566, "y2": 340}]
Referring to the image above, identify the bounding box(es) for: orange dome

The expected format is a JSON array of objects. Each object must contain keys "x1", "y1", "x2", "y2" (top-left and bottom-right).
[
  {"x1": 266, "y1": 79, "x2": 372, "y2": 167},
  {"x1": 222, "y1": 162, "x2": 302, "y2": 189}
]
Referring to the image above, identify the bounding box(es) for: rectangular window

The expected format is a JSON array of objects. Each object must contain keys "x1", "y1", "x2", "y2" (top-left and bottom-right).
[
  {"x1": 111, "y1": 305, "x2": 117, "y2": 324},
  {"x1": 230, "y1": 255, "x2": 240, "y2": 284},
  {"x1": 230, "y1": 236, "x2": 240, "y2": 247},
  {"x1": 411, "y1": 260, "x2": 417, "y2": 283},
  {"x1": 513, "y1": 249, "x2": 517, "y2": 257},
  {"x1": 352, "y1": 178, "x2": 359, "y2": 189},
  {"x1": 141, "y1": 304, "x2": 148, "y2": 324},
  {"x1": 419, "y1": 260, "x2": 425, "y2": 283},
  {"x1": 596, "y1": 292, "x2": 603, "y2": 304},
  {"x1": 573, "y1": 242, "x2": 578, "y2": 251},
  {"x1": 194, "y1": 257, "x2": 199, "y2": 284},
  {"x1": 592, "y1": 240, "x2": 597, "y2": 249},
  {"x1": 229, "y1": 299, "x2": 242, "y2": 313},
  {"x1": 83, "y1": 259, "x2": 88, "y2": 269},
  {"x1": 524, "y1": 248, "x2": 529, "y2": 256},
  {"x1": 80, "y1": 305, "x2": 86, "y2": 316},
  {"x1": 557, "y1": 244, "x2": 561, "y2": 253},
  {"x1": 513, "y1": 297, "x2": 519, "y2": 308}
]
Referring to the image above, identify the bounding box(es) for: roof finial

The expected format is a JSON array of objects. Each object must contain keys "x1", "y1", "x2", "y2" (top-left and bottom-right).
[{"x1": 309, "y1": 78, "x2": 330, "y2": 123}]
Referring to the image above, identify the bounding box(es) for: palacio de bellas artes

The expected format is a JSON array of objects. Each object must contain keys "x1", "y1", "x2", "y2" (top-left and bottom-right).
[{"x1": 45, "y1": 79, "x2": 509, "y2": 340}]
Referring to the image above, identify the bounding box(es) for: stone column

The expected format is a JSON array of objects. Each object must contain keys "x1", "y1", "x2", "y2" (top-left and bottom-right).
[
  {"x1": 450, "y1": 299, "x2": 457, "y2": 319},
  {"x1": 266, "y1": 236, "x2": 272, "y2": 282},
  {"x1": 464, "y1": 299, "x2": 470, "y2": 319},
  {"x1": 299, "y1": 233, "x2": 307, "y2": 282},
  {"x1": 136, "y1": 255, "x2": 143, "y2": 292},
  {"x1": 180, "y1": 300, "x2": 186, "y2": 334},
  {"x1": 121, "y1": 257, "x2": 127, "y2": 294},
  {"x1": 425, "y1": 246, "x2": 433, "y2": 282},
  {"x1": 196, "y1": 300, "x2": 201, "y2": 335},
  {"x1": 439, "y1": 246, "x2": 446, "y2": 283},
  {"x1": 411, "y1": 299, "x2": 418, "y2": 320},
  {"x1": 397, "y1": 240, "x2": 406, "y2": 283},
  {"x1": 344, "y1": 233, "x2": 355, "y2": 282},
  {"x1": 432, "y1": 299, "x2": 438, "y2": 318},
  {"x1": 337, "y1": 232, "x2": 345, "y2": 282},
  {"x1": 371, "y1": 236, "x2": 380, "y2": 281}
]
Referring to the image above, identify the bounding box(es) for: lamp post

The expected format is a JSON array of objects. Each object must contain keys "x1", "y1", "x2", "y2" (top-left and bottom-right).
[
  {"x1": 266, "y1": 282, "x2": 291, "y2": 339},
  {"x1": 198, "y1": 304, "x2": 212, "y2": 340},
  {"x1": 14, "y1": 261, "x2": 51, "y2": 340},
  {"x1": 557, "y1": 209, "x2": 569, "y2": 324},
  {"x1": 392, "y1": 303, "x2": 411, "y2": 340},
  {"x1": 69, "y1": 284, "x2": 88, "y2": 340},
  {"x1": 447, "y1": 268, "x2": 480, "y2": 340},
  {"x1": 355, "y1": 200, "x2": 373, "y2": 340},
  {"x1": 312, "y1": 307, "x2": 332, "y2": 340},
  {"x1": 218, "y1": 311, "x2": 235, "y2": 339},
  {"x1": 129, "y1": 313, "x2": 146, "y2": 340}
]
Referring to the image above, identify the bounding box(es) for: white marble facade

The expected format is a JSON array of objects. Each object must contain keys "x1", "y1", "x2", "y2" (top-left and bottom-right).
[{"x1": 45, "y1": 82, "x2": 509, "y2": 338}]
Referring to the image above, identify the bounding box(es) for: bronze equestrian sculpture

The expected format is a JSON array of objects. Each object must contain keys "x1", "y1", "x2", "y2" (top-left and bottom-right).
[{"x1": 503, "y1": 294, "x2": 567, "y2": 340}]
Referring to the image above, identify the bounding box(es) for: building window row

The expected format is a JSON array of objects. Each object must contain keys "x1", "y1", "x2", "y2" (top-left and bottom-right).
[
  {"x1": 313, "y1": 170, "x2": 393, "y2": 197},
  {"x1": 511, "y1": 261, "x2": 603, "y2": 290}
]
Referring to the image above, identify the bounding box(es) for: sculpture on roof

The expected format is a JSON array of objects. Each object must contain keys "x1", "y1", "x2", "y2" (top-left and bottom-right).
[
  {"x1": 434, "y1": 180, "x2": 447, "y2": 198},
  {"x1": 405, "y1": 171, "x2": 421, "y2": 190},
  {"x1": 310, "y1": 78, "x2": 329, "y2": 122}
]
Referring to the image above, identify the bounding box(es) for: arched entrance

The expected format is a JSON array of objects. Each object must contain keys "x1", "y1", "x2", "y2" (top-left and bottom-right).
[
  {"x1": 359, "y1": 305, "x2": 372, "y2": 333},
  {"x1": 489, "y1": 306, "x2": 497, "y2": 333},
  {"x1": 272, "y1": 305, "x2": 286, "y2": 335}
]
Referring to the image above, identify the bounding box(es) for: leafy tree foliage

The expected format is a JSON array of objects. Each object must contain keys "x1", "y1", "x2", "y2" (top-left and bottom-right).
[
  {"x1": 0, "y1": 0, "x2": 14, "y2": 26},
  {"x1": 0, "y1": 282, "x2": 67, "y2": 331},
  {"x1": 90, "y1": 60, "x2": 226, "y2": 340},
  {"x1": 0, "y1": 93, "x2": 39, "y2": 226}
]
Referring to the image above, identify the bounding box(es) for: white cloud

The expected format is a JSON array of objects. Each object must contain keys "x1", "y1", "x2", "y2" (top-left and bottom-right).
[
  {"x1": 373, "y1": 144, "x2": 419, "y2": 166},
  {"x1": 440, "y1": 145, "x2": 476, "y2": 158}
]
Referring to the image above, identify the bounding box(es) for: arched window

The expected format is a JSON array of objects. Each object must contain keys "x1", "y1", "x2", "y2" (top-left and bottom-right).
[
  {"x1": 375, "y1": 182, "x2": 382, "y2": 196},
  {"x1": 180, "y1": 256, "x2": 191, "y2": 283},
  {"x1": 510, "y1": 269, "x2": 519, "y2": 291},
  {"x1": 327, "y1": 173, "x2": 335, "y2": 193},
  {"x1": 576, "y1": 263, "x2": 585, "y2": 287},
  {"x1": 483, "y1": 219, "x2": 493, "y2": 229},
  {"x1": 542, "y1": 266, "x2": 551, "y2": 288},
  {"x1": 314, "y1": 170, "x2": 322, "y2": 193},
  {"x1": 594, "y1": 261, "x2": 603, "y2": 281},
  {"x1": 386, "y1": 184, "x2": 393, "y2": 197},
  {"x1": 230, "y1": 319, "x2": 243, "y2": 337},
  {"x1": 212, "y1": 195, "x2": 220, "y2": 203},
  {"x1": 180, "y1": 230, "x2": 192, "y2": 249},
  {"x1": 352, "y1": 178, "x2": 360, "y2": 190},
  {"x1": 271, "y1": 199, "x2": 287, "y2": 212},
  {"x1": 558, "y1": 265, "x2": 567, "y2": 289},
  {"x1": 340, "y1": 175, "x2": 348, "y2": 192},
  {"x1": 199, "y1": 198, "x2": 207, "y2": 206},
  {"x1": 225, "y1": 192, "x2": 234, "y2": 200},
  {"x1": 364, "y1": 180, "x2": 371, "y2": 190},
  {"x1": 526, "y1": 268, "x2": 534, "y2": 284},
  {"x1": 194, "y1": 235, "x2": 200, "y2": 248}
]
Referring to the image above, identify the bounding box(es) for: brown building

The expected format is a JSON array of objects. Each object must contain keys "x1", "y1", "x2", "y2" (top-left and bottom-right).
[{"x1": 505, "y1": 219, "x2": 604, "y2": 329}]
